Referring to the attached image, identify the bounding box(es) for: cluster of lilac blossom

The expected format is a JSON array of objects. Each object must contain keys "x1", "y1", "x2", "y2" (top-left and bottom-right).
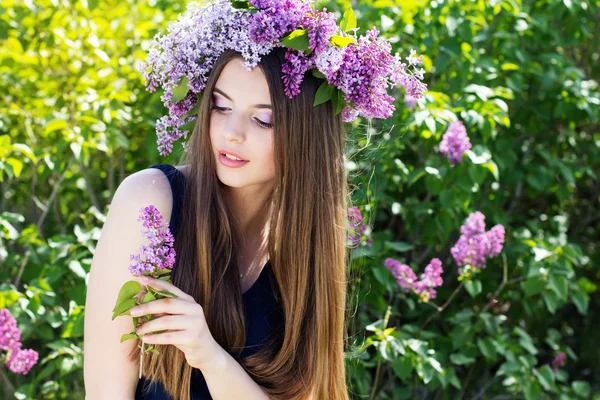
[
  {"x1": 347, "y1": 206, "x2": 372, "y2": 247},
  {"x1": 384, "y1": 258, "x2": 444, "y2": 301},
  {"x1": 551, "y1": 352, "x2": 566, "y2": 373},
  {"x1": 138, "y1": 0, "x2": 427, "y2": 156},
  {"x1": 450, "y1": 211, "x2": 505, "y2": 275},
  {"x1": 0, "y1": 309, "x2": 39, "y2": 375},
  {"x1": 439, "y1": 120, "x2": 472, "y2": 166},
  {"x1": 128, "y1": 205, "x2": 176, "y2": 276}
]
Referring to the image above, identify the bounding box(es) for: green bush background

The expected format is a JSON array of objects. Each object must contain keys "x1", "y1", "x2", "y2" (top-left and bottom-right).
[{"x1": 0, "y1": 0, "x2": 598, "y2": 398}]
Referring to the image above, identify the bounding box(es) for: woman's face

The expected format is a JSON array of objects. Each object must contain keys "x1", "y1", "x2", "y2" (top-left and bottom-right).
[{"x1": 209, "y1": 57, "x2": 275, "y2": 190}]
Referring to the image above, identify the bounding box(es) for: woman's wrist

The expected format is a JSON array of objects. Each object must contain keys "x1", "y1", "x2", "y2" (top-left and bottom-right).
[{"x1": 196, "y1": 335, "x2": 227, "y2": 375}]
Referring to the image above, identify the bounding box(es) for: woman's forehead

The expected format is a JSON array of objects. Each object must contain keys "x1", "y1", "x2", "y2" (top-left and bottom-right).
[{"x1": 214, "y1": 59, "x2": 271, "y2": 104}]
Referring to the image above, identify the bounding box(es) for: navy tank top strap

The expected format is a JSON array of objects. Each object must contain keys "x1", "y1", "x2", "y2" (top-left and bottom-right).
[{"x1": 149, "y1": 164, "x2": 186, "y2": 236}]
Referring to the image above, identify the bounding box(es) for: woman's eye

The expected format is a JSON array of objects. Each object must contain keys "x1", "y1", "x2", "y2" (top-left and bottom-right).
[
  {"x1": 210, "y1": 104, "x2": 271, "y2": 129},
  {"x1": 255, "y1": 118, "x2": 272, "y2": 129},
  {"x1": 209, "y1": 104, "x2": 228, "y2": 113}
]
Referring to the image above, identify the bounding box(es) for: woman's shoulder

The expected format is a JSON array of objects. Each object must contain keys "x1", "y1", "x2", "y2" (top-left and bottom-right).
[{"x1": 112, "y1": 166, "x2": 177, "y2": 223}]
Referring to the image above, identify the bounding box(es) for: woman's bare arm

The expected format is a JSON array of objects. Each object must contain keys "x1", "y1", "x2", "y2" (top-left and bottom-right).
[{"x1": 83, "y1": 168, "x2": 173, "y2": 399}]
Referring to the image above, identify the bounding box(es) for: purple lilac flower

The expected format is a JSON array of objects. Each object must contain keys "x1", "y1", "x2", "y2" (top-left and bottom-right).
[
  {"x1": 0, "y1": 309, "x2": 21, "y2": 352},
  {"x1": 247, "y1": 0, "x2": 311, "y2": 44},
  {"x1": 439, "y1": 120, "x2": 472, "y2": 166},
  {"x1": 128, "y1": 205, "x2": 176, "y2": 276},
  {"x1": 281, "y1": 49, "x2": 315, "y2": 98},
  {"x1": 314, "y1": 46, "x2": 344, "y2": 80},
  {"x1": 391, "y1": 49, "x2": 427, "y2": 99},
  {"x1": 404, "y1": 94, "x2": 417, "y2": 109},
  {"x1": 384, "y1": 258, "x2": 418, "y2": 292},
  {"x1": 6, "y1": 346, "x2": 38, "y2": 375},
  {"x1": 302, "y1": 9, "x2": 338, "y2": 54},
  {"x1": 1, "y1": 309, "x2": 39, "y2": 375},
  {"x1": 413, "y1": 258, "x2": 444, "y2": 299},
  {"x1": 551, "y1": 352, "x2": 566, "y2": 373},
  {"x1": 347, "y1": 206, "x2": 372, "y2": 247},
  {"x1": 385, "y1": 258, "x2": 444, "y2": 301},
  {"x1": 460, "y1": 211, "x2": 486, "y2": 237},
  {"x1": 451, "y1": 212, "x2": 506, "y2": 275},
  {"x1": 341, "y1": 106, "x2": 359, "y2": 123}
]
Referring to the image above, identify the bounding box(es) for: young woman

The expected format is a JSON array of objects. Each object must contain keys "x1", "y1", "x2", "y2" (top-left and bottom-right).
[
  {"x1": 83, "y1": 0, "x2": 425, "y2": 397},
  {"x1": 84, "y1": 46, "x2": 350, "y2": 400}
]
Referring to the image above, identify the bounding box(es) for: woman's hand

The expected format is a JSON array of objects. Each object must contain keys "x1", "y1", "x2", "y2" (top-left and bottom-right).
[{"x1": 130, "y1": 275, "x2": 222, "y2": 372}]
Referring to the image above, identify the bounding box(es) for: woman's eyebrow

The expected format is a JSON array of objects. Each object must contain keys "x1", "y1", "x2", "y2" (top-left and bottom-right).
[{"x1": 213, "y1": 87, "x2": 272, "y2": 109}]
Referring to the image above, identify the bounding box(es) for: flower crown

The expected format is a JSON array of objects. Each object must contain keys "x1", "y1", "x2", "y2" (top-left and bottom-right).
[{"x1": 138, "y1": 0, "x2": 427, "y2": 156}]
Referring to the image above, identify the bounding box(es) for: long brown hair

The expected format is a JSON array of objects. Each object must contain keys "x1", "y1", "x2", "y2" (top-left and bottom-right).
[{"x1": 128, "y1": 48, "x2": 351, "y2": 400}]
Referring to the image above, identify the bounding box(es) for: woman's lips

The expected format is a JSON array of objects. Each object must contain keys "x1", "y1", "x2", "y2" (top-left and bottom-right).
[{"x1": 219, "y1": 153, "x2": 249, "y2": 168}]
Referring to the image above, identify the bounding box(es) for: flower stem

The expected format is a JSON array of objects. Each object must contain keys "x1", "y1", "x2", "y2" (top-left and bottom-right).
[
  {"x1": 419, "y1": 281, "x2": 464, "y2": 332},
  {"x1": 139, "y1": 342, "x2": 144, "y2": 379}
]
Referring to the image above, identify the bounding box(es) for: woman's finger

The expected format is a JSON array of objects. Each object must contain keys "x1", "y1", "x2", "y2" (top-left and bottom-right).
[
  {"x1": 137, "y1": 275, "x2": 194, "y2": 301},
  {"x1": 130, "y1": 297, "x2": 200, "y2": 318},
  {"x1": 140, "y1": 329, "x2": 190, "y2": 345},
  {"x1": 136, "y1": 315, "x2": 194, "y2": 336}
]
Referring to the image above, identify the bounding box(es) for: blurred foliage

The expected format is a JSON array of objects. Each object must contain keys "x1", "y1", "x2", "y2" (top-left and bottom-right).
[{"x1": 0, "y1": 0, "x2": 598, "y2": 399}]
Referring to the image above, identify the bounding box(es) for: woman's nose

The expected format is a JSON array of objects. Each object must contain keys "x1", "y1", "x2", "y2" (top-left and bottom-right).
[{"x1": 224, "y1": 112, "x2": 247, "y2": 141}]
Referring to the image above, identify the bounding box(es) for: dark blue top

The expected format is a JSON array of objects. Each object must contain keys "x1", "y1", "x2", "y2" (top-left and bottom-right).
[{"x1": 135, "y1": 164, "x2": 282, "y2": 400}]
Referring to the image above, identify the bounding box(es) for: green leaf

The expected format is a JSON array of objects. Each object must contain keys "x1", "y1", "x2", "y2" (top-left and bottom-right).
[
  {"x1": 571, "y1": 292, "x2": 589, "y2": 315},
  {"x1": 44, "y1": 119, "x2": 69, "y2": 135},
  {"x1": 524, "y1": 381, "x2": 542, "y2": 400},
  {"x1": 230, "y1": 0, "x2": 252, "y2": 9},
  {"x1": 179, "y1": 119, "x2": 196, "y2": 132},
  {"x1": 120, "y1": 332, "x2": 140, "y2": 342},
  {"x1": 466, "y1": 144, "x2": 492, "y2": 164},
  {"x1": 449, "y1": 353, "x2": 475, "y2": 365},
  {"x1": 331, "y1": 88, "x2": 347, "y2": 115},
  {"x1": 385, "y1": 241, "x2": 414, "y2": 252},
  {"x1": 329, "y1": 34, "x2": 355, "y2": 48},
  {"x1": 571, "y1": 381, "x2": 591, "y2": 397},
  {"x1": 111, "y1": 298, "x2": 138, "y2": 320},
  {"x1": 172, "y1": 76, "x2": 190, "y2": 103},
  {"x1": 113, "y1": 281, "x2": 141, "y2": 312},
  {"x1": 339, "y1": 8, "x2": 357, "y2": 32},
  {"x1": 68, "y1": 260, "x2": 87, "y2": 279},
  {"x1": 549, "y1": 274, "x2": 568, "y2": 301},
  {"x1": 141, "y1": 291, "x2": 156, "y2": 304},
  {"x1": 313, "y1": 81, "x2": 334, "y2": 106},
  {"x1": 482, "y1": 161, "x2": 499, "y2": 181},
  {"x1": 542, "y1": 290, "x2": 559, "y2": 314},
  {"x1": 311, "y1": 69, "x2": 325, "y2": 79},
  {"x1": 465, "y1": 280, "x2": 482, "y2": 298},
  {"x1": 523, "y1": 276, "x2": 546, "y2": 297},
  {"x1": 535, "y1": 365, "x2": 555, "y2": 391},
  {"x1": 12, "y1": 143, "x2": 37, "y2": 163},
  {"x1": 152, "y1": 289, "x2": 178, "y2": 299},
  {"x1": 576, "y1": 277, "x2": 597, "y2": 294},
  {"x1": 279, "y1": 29, "x2": 309, "y2": 52},
  {"x1": 477, "y1": 338, "x2": 497, "y2": 362},
  {"x1": 155, "y1": 269, "x2": 173, "y2": 277}
]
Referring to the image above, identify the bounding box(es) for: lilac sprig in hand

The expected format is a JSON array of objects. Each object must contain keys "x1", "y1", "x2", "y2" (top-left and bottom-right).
[{"x1": 112, "y1": 205, "x2": 178, "y2": 378}]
